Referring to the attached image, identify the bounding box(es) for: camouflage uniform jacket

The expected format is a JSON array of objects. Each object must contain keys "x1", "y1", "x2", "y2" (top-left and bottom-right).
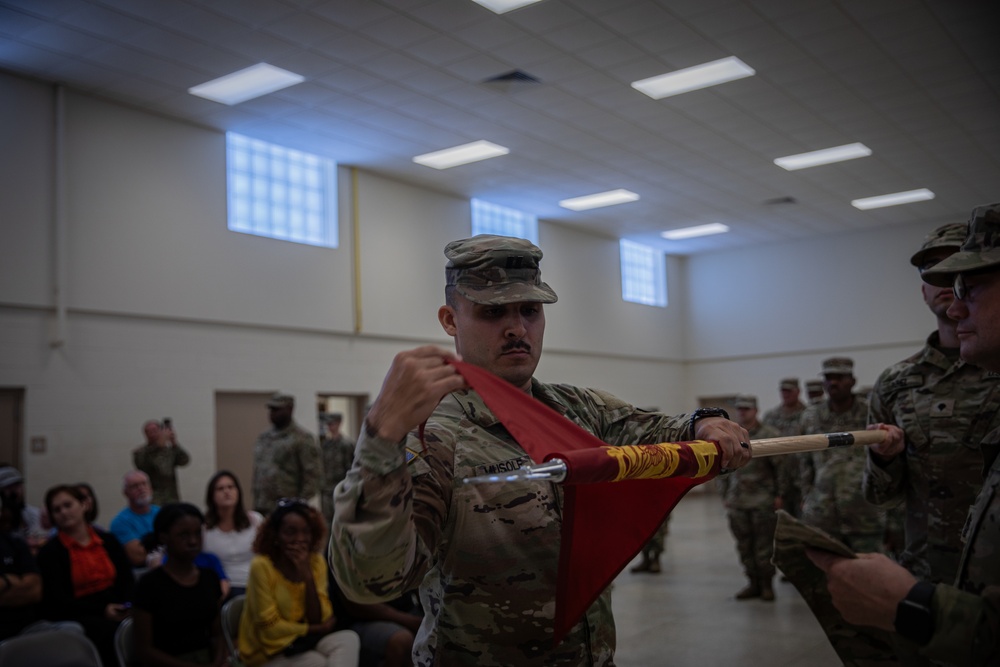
[
  {"x1": 761, "y1": 402, "x2": 806, "y2": 437},
  {"x1": 251, "y1": 422, "x2": 321, "y2": 514},
  {"x1": 761, "y1": 403, "x2": 807, "y2": 503},
  {"x1": 800, "y1": 397, "x2": 885, "y2": 539},
  {"x1": 321, "y1": 434, "x2": 355, "y2": 493},
  {"x1": 864, "y1": 331, "x2": 1000, "y2": 582},
  {"x1": 921, "y1": 430, "x2": 1000, "y2": 666},
  {"x1": 330, "y1": 379, "x2": 692, "y2": 667},
  {"x1": 133, "y1": 443, "x2": 190, "y2": 506},
  {"x1": 719, "y1": 422, "x2": 783, "y2": 509}
]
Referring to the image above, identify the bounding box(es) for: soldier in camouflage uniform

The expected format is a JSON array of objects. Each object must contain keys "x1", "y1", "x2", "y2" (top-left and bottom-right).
[
  {"x1": 720, "y1": 394, "x2": 782, "y2": 600},
  {"x1": 809, "y1": 202, "x2": 1000, "y2": 666},
  {"x1": 806, "y1": 378, "x2": 825, "y2": 404},
  {"x1": 330, "y1": 235, "x2": 752, "y2": 667},
  {"x1": 251, "y1": 393, "x2": 322, "y2": 515},
  {"x1": 865, "y1": 221, "x2": 1000, "y2": 588},
  {"x1": 319, "y1": 413, "x2": 354, "y2": 523},
  {"x1": 763, "y1": 377, "x2": 807, "y2": 518},
  {"x1": 800, "y1": 357, "x2": 886, "y2": 553},
  {"x1": 133, "y1": 419, "x2": 190, "y2": 506}
]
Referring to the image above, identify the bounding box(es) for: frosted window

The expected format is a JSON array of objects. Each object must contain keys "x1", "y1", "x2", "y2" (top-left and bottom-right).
[
  {"x1": 620, "y1": 239, "x2": 667, "y2": 307},
  {"x1": 471, "y1": 198, "x2": 538, "y2": 244},
  {"x1": 227, "y1": 133, "x2": 337, "y2": 247}
]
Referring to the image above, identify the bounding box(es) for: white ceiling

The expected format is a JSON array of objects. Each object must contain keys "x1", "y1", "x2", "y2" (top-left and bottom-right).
[{"x1": 2, "y1": 0, "x2": 998, "y2": 254}]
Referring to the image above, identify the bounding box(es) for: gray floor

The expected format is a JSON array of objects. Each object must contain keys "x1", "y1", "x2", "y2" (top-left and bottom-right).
[{"x1": 611, "y1": 488, "x2": 841, "y2": 667}]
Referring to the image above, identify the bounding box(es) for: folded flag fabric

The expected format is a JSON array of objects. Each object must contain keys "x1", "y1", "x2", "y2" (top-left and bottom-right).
[{"x1": 447, "y1": 360, "x2": 722, "y2": 644}]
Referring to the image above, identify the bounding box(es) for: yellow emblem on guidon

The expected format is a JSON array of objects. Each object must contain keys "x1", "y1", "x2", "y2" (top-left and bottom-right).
[{"x1": 605, "y1": 440, "x2": 718, "y2": 481}]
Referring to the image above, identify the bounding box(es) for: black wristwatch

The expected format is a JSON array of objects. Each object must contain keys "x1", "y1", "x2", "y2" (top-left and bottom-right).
[
  {"x1": 894, "y1": 581, "x2": 935, "y2": 646},
  {"x1": 688, "y1": 407, "x2": 730, "y2": 438}
]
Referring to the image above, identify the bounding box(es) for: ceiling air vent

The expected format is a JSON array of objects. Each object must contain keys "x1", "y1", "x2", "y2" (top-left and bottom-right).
[
  {"x1": 763, "y1": 196, "x2": 797, "y2": 205},
  {"x1": 482, "y1": 70, "x2": 541, "y2": 92}
]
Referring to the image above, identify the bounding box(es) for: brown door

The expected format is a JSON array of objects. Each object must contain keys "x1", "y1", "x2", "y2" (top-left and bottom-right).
[
  {"x1": 214, "y1": 392, "x2": 273, "y2": 509},
  {"x1": 0, "y1": 389, "x2": 24, "y2": 468}
]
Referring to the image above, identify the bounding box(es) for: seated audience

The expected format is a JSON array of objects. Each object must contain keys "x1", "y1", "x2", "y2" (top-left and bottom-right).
[
  {"x1": 0, "y1": 523, "x2": 43, "y2": 640},
  {"x1": 76, "y1": 482, "x2": 102, "y2": 530},
  {"x1": 133, "y1": 503, "x2": 226, "y2": 666},
  {"x1": 37, "y1": 484, "x2": 133, "y2": 666},
  {"x1": 203, "y1": 470, "x2": 263, "y2": 597},
  {"x1": 0, "y1": 465, "x2": 48, "y2": 552},
  {"x1": 328, "y1": 576, "x2": 421, "y2": 667},
  {"x1": 239, "y1": 500, "x2": 359, "y2": 667},
  {"x1": 110, "y1": 470, "x2": 161, "y2": 568}
]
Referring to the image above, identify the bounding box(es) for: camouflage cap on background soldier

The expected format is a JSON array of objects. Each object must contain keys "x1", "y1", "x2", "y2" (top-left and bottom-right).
[
  {"x1": 805, "y1": 379, "x2": 824, "y2": 393},
  {"x1": 734, "y1": 394, "x2": 757, "y2": 409},
  {"x1": 267, "y1": 392, "x2": 295, "y2": 408},
  {"x1": 821, "y1": 357, "x2": 854, "y2": 376},
  {"x1": 445, "y1": 234, "x2": 558, "y2": 305},
  {"x1": 779, "y1": 378, "x2": 799, "y2": 391},
  {"x1": 909, "y1": 221, "x2": 968, "y2": 268},
  {"x1": 923, "y1": 202, "x2": 1000, "y2": 286}
]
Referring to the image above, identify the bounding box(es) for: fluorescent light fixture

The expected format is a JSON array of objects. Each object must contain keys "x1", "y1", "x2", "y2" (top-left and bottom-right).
[
  {"x1": 559, "y1": 189, "x2": 639, "y2": 211},
  {"x1": 413, "y1": 140, "x2": 509, "y2": 169},
  {"x1": 631, "y1": 56, "x2": 755, "y2": 100},
  {"x1": 851, "y1": 188, "x2": 935, "y2": 210},
  {"x1": 774, "y1": 143, "x2": 872, "y2": 170},
  {"x1": 471, "y1": 0, "x2": 544, "y2": 13},
  {"x1": 660, "y1": 223, "x2": 730, "y2": 240},
  {"x1": 189, "y1": 63, "x2": 304, "y2": 105}
]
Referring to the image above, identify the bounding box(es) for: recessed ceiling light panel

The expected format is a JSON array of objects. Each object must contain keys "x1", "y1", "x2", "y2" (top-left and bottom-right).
[
  {"x1": 471, "y1": 0, "x2": 544, "y2": 13},
  {"x1": 774, "y1": 143, "x2": 872, "y2": 170},
  {"x1": 631, "y1": 56, "x2": 755, "y2": 100},
  {"x1": 660, "y1": 223, "x2": 730, "y2": 240},
  {"x1": 188, "y1": 63, "x2": 304, "y2": 105},
  {"x1": 413, "y1": 140, "x2": 509, "y2": 169},
  {"x1": 851, "y1": 189, "x2": 935, "y2": 210},
  {"x1": 559, "y1": 189, "x2": 639, "y2": 211}
]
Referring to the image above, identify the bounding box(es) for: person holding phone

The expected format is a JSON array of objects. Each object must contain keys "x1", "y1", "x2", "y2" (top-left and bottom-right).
[{"x1": 134, "y1": 418, "x2": 191, "y2": 506}]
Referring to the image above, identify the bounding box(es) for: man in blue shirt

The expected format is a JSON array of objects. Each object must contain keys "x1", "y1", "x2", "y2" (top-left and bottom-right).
[{"x1": 109, "y1": 470, "x2": 160, "y2": 567}]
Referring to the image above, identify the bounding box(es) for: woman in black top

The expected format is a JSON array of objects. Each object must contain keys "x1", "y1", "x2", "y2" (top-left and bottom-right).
[
  {"x1": 37, "y1": 484, "x2": 133, "y2": 667},
  {"x1": 133, "y1": 502, "x2": 225, "y2": 666}
]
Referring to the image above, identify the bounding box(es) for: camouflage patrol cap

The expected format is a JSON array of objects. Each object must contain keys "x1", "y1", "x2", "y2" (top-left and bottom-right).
[
  {"x1": 266, "y1": 392, "x2": 294, "y2": 408},
  {"x1": 805, "y1": 379, "x2": 824, "y2": 393},
  {"x1": 734, "y1": 394, "x2": 757, "y2": 409},
  {"x1": 445, "y1": 235, "x2": 558, "y2": 305},
  {"x1": 821, "y1": 356, "x2": 854, "y2": 376},
  {"x1": 909, "y1": 222, "x2": 968, "y2": 268},
  {"x1": 779, "y1": 378, "x2": 799, "y2": 390},
  {"x1": 923, "y1": 203, "x2": 1000, "y2": 287}
]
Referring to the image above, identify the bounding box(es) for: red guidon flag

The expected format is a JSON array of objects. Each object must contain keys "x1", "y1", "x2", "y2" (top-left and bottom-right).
[{"x1": 449, "y1": 360, "x2": 722, "y2": 645}]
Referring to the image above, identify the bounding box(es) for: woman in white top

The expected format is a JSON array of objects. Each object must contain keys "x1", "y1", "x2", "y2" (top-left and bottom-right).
[{"x1": 203, "y1": 470, "x2": 262, "y2": 597}]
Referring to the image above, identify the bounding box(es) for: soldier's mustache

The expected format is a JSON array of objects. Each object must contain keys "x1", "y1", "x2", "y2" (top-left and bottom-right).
[{"x1": 502, "y1": 340, "x2": 531, "y2": 353}]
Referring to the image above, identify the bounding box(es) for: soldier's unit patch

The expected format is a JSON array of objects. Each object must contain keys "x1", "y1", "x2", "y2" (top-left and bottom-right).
[{"x1": 404, "y1": 447, "x2": 422, "y2": 464}]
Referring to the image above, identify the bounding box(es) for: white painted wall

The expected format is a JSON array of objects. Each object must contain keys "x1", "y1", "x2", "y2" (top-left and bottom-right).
[
  {"x1": 0, "y1": 71, "x2": 955, "y2": 515},
  {"x1": 684, "y1": 222, "x2": 944, "y2": 410}
]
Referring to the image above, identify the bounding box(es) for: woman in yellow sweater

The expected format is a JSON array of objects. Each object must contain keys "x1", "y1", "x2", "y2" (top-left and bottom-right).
[{"x1": 238, "y1": 500, "x2": 359, "y2": 667}]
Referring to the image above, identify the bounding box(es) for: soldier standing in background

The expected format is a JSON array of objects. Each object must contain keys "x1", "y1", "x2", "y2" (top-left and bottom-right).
[
  {"x1": 800, "y1": 357, "x2": 885, "y2": 552},
  {"x1": 865, "y1": 221, "x2": 1000, "y2": 588},
  {"x1": 762, "y1": 377, "x2": 807, "y2": 518},
  {"x1": 251, "y1": 393, "x2": 322, "y2": 515},
  {"x1": 721, "y1": 394, "x2": 783, "y2": 601},
  {"x1": 805, "y1": 379, "x2": 825, "y2": 404},
  {"x1": 319, "y1": 413, "x2": 354, "y2": 524},
  {"x1": 133, "y1": 419, "x2": 190, "y2": 506}
]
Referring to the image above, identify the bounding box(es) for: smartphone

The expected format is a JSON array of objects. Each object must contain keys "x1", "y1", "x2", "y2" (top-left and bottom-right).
[{"x1": 163, "y1": 418, "x2": 172, "y2": 429}]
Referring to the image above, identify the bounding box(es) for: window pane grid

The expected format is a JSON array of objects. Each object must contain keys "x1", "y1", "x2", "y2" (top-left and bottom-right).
[
  {"x1": 227, "y1": 132, "x2": 337, "y2": 247},
  {"x1": 620, "y1": 240, "x2": 667, "y2": 307},
  {"x1": 471, "y1": 198, "x2": 538, "y2": 244}
]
